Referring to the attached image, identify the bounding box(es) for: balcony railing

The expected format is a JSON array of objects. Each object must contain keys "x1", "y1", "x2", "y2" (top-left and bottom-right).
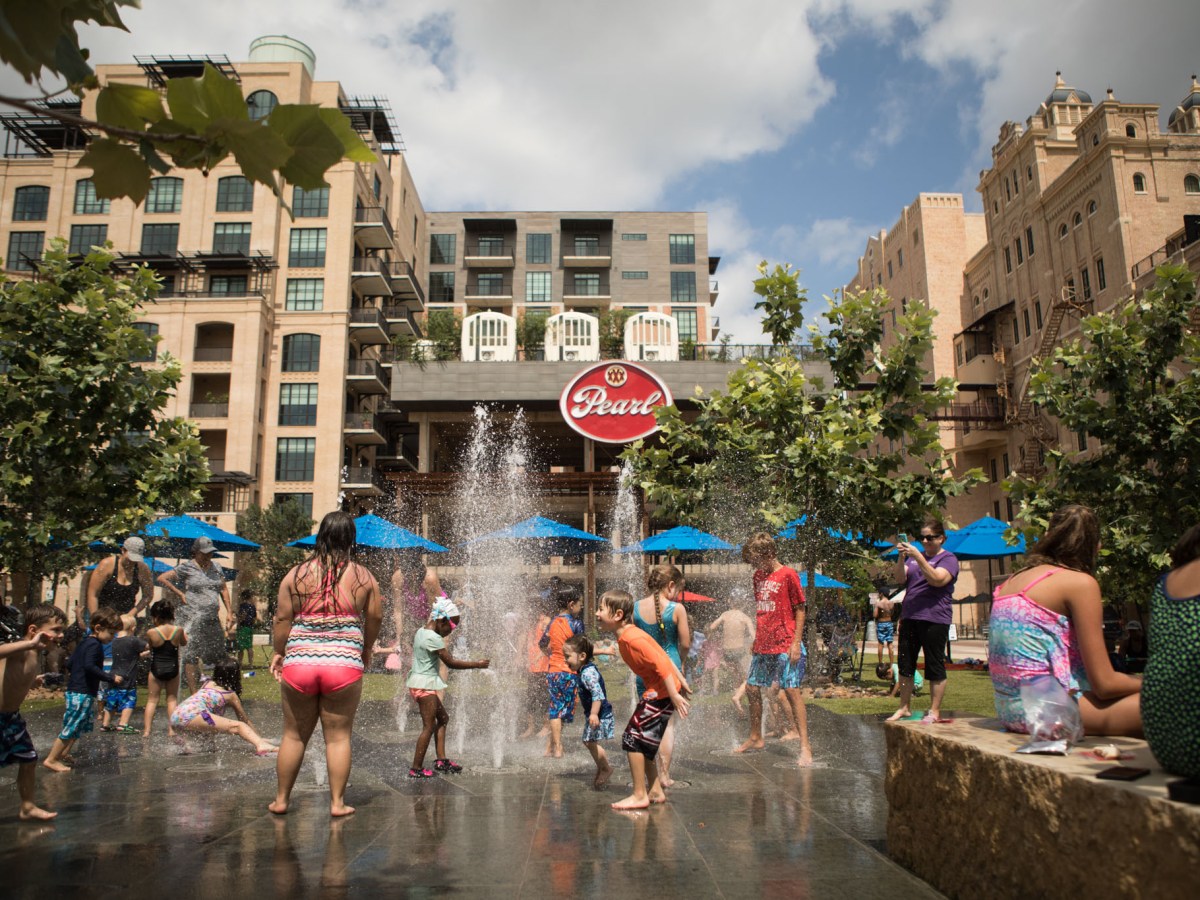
[
  {"x1": 344, "y1": 411, "x2": 383, "y2": 433},
  {"x1": 354, "y1": 205, "x2": 395, "y2": 242},
  {"x1": 1131, "y1": 225, "x2": 1198, "y2": 280},
  {"x1": 347, "y1": 358, "x2": 388, "y2": 380},
  {"x1": 394, "y1": 341, "x2": 820, "y2": 363},
  {"x1": 193, "y1": 347, "x2": 233, "y2": 362},
  {"x1": 465, "y1": 279, "x2": 513, "y2": 297},
  {"x1": 388, "y1": 260, "x2": 426, "y2": 305},
  {"x1": 190, "y1": 403, "x2": 229, "y2": 418},
  {"x1": 349, "y1": 307, "x2": 388, "y2": 329},
  {"x1": 341, "y1": 466, "x2": 384, "y2": 491},
  {"x1": 465, "y1": 241, "x2": 516, "y2": 260}
]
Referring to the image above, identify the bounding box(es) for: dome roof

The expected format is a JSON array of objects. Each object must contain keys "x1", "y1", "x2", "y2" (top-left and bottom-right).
[
  {"x1": 1168, "y1": 75, "x2": 1200, "y2": 125},
  {"x1": 1045, "y1": 72, "x2": 1092, "y2": 105}
]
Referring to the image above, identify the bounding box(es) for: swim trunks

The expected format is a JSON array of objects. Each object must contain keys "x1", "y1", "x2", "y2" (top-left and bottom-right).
[
  {"x1": 621, "y1": 696, "x2": 673, "y2": 759},
  {"x1": 0, "y1": 711, "x2": 37, "y2": 767}
]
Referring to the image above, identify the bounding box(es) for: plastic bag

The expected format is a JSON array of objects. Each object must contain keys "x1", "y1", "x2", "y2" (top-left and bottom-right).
[{"x1": 1015, "y1": 675, "x2": 1084, "y2": 754}]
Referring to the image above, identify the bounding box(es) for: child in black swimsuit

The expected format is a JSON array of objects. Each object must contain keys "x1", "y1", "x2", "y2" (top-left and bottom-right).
[{"x1": 143, "y1": 601, "x2": 188, "y2": 737}]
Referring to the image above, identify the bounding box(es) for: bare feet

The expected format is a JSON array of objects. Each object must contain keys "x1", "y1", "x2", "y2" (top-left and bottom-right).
[
  {"x1": 267, "y1": 799, "x2": 289, "y2": 815},
  {"x1": 611, "y1": 794, "x2": 650, "y2": 811},
  {"x1": 798, "y1": 747, "x2": 814, "y2": 768},
  {"x1": 780, "y1": 730, "x2": 800, "y2": 742},
  {"x1": 42, "y1": 759, "x2": 71, "y2": 773},
  {"x1": 330, "y1": 803, "x2": 356, "y2": 818},
  {"x1": 885, "y1": 708, "x2": 911, "y2": 722},
  {"x1": 593, "y1": 764, "x2": 613, "y2": 790},
  {"x1": 730, "y1": 694, "x2": 746, "y2": 717},
  {"x1": 553, "y1": 746, "x2": 563, "y2": 759},
  {"x1": 659, "y1": 774, "x2": 675, "y2": 788},
  {"x1": 648, "y1": 789, "x2": 667, "y2": 804},
  {"x1": 734, "y1": 738, "x2": 765, "y2": 753},
  {"x1": 255, "y1": 744, "x2": 279, "y2": 756},
  {"x1": 18, "y1": 805, "x2": 57, "y2": 821}
]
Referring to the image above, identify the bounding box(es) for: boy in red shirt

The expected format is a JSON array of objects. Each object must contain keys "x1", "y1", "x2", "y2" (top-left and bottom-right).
[
  {"x1": 736, "y1": 532, "x2": 813, "y2": 767},
  {"x1": 597, "y1": 589, "x2": 690, "y2": 810}
]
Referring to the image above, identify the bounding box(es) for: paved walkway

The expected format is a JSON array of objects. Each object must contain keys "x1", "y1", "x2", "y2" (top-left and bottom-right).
[{"x1": 2, "y1": 696, "x2": 942, "y2": 898}]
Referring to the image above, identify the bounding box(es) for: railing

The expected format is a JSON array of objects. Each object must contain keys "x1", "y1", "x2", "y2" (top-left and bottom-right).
[
  {"x1": 346, "y1": 358, "x2": 388, "y2": 380},
  {"x1": 193, "y1": 347, "x2": 233, "y2": 362},
  {"x1": 349, "y1": 307, "x2": 388, "y2": 329},
  {"x1": 466, "y1": 279, "x2": 513, "y2": 297},
  {"x1": 561, "y1": 241, "x2": 613, "y2": 258},
  {"x1": 388, "y1": 260, "x2": 426, "y2": 305},
  {"x1": 341, "y1": 466, "x2": 384, "y2": 490},
  {"x1": 381, "y1": 305, "x2": 417, "y2": 331},
  {"x1": 344, "y1": 411, "x2": 382, "y2": 433},
  {"x1": 464, "y1": 241, "x2": 515, "y2": 260},
  {"x1": 354, "y1": 206, "x2": 394, "y2": 241},
  {"x1": 934, "y1": 397, "x2": 1006, "y2": 425},
  {"x1": 961, "y1": 332, "x2": 996, "y2": 364},
  {"x1": 351, "y1": 256, "x2": 389, "y2": 278},
  {"x1": 1131, "y1": 227, "x2": 1198, "y2": 279},
  {"x1": 190, "y1": 404, "x2": 228, "y2": 418},
  {"x1": 205, "y1": 457, "x2": 226, "y2": 473},
  {"x1": 563, "y1": 279, "x2": 611, "y2": 297},
  {"x1": 394, "y1": 341, "x2": 821, "y2": 363},
  {"x1": 179, "y1": 290, "x2": 266, "y2": 299}
]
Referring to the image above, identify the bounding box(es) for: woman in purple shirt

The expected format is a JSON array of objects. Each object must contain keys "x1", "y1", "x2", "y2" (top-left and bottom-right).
[{"x1": 886, "y1": 518, "x2": 959, "y2": 723}]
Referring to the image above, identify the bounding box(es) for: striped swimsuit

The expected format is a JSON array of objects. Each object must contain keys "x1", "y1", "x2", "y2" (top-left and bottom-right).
[{"x1": 281, "y1": 562, "x2": 366, "y2": 696}]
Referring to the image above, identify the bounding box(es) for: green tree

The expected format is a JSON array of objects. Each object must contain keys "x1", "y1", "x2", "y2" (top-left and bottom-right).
[
  {"x1": 519, "y1": 310, "x2": 548, "y2": 358},
  {"x1": 1009, "y1": 265, "x2": 1200, "y2": 609},
  {"x1": 0, "y1": 1, "x2": 375, "y2": 208},
  {"x1": 236, "y1": 500, "x2": 313, "y2": 617},
  {"x1": 0, "y1": 241, "x2": 208, "y2": 603},
  {"x1": 623, "y1": 265, "x2": 981, "y2": 588}
]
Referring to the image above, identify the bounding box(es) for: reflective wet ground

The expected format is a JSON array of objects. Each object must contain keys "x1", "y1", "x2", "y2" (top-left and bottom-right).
[{"x1": 2, "y1": 699, "x2": 941, "y2": 898}]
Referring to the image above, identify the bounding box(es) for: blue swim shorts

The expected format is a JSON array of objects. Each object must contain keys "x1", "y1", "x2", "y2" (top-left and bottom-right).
[
  {"x1": 747, "y1": 650, "x2": 807, "y2": 689},
  {"x1": 876, "y1": 620, "x2": 895, "y2": 644},
  {"x1": 0, "y1": 711, "x2": 37, "y2": 767},
  {"x1": 104, "y1": 687, "x2": 138, "y2": 713},
  {"x1": 60, "y1": 691, "x2": 96, "y2": 741}
]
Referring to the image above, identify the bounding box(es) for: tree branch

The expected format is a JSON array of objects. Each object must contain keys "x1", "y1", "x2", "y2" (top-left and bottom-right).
[{"x1": 0, "y1": 93, "x2": 206, "y2": 147}]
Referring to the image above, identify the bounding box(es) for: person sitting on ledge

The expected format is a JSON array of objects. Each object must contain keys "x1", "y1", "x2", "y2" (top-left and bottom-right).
[{"x1": 988, "y1": 505, "x2": 1142, "y2": 737}]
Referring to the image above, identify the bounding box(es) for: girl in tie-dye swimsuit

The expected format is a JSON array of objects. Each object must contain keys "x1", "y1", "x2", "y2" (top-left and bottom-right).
[
  {"x1": 281, "y1": 560, "x2": 366, "y2": 696},
  {"x1": 170, "y1": 658, "x2": 277, "y2": 754}
]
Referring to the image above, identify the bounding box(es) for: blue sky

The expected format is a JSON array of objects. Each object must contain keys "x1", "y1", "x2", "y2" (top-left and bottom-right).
[{"x1": 4, "y1": 0, "x2": 1197, "y2": 341}]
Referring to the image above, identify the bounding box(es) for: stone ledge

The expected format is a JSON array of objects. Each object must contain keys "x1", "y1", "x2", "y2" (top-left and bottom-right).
[{"x1": 885, "y1": 715, "x2": 1200, "y2": 899}]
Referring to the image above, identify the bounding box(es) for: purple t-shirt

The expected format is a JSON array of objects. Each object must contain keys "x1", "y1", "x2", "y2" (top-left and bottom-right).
[{"x1": 901, "y1": 550, "x2": 959, "y2": 625}]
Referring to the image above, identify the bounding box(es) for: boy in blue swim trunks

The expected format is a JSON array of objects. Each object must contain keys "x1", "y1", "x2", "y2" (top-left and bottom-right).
[
  {"x1": 44, "y1": 609, "x2": 123, "y2": 773},
  {"x1": 735, "y1": 533, "x2": 813, "y2": 767},
  {"x1": 873, "y1": 593, "x2": 896, "y2": 666}
]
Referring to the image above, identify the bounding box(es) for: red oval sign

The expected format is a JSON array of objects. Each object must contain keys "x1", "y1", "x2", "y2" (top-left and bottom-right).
[{"x1": 559, "y1": 362, "x2": 673, "y2": 443}]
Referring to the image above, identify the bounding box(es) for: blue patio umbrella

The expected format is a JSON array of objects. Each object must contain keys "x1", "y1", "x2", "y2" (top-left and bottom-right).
[
  {"x1": 460, "y1": 515, "x2": 608, "y2": 559},
  {"x1": 799, "y1": 571, "x2": 851, "y2": 590},
  {"x1": 288, "y1": 514, "x2": 447, "y2": 552},
  {"x1": 943, "y1": 515, "x2": 1026, "y2": 559},
  {"x1": 777, "y1": 515, "x2": 893, "y2": 549},
  {"x1": 617, "y1": 525, "x2": 737, "y2": 556},
  {"x1": 135, "y1": 514, "x2": 260, "y2": 553}
]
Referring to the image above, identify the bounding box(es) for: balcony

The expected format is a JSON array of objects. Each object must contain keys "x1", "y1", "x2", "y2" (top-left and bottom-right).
[
  {"x1": 562, "y1": 278, "x2": 611, "y2": 305},
  {"x1": 346, "y1": 357, "x2": 390, "y2": 394},
  {"x1": 710, "y1": 279, "x2": 720, "y2": 303},
  {"x1": 375, "y1": 445, "x2": 416, "y2": 471},
  {"x1": 354, "y1": 206, "x2": 394, "y2": 250},
  {"x1": 381, "y1": 305, "x2": 418, "y2": 336},
  {"x1": 561, "y1": 241, "x2": 613, "y2": 268},
  {"x1": 190, "y1": 402, "x2": 229, "y2": 418},
  {"x1": 341, "y1": 465, "x2": 384, "y2": 496},
  {"x1": 344, "y1": 411, "x2": 386, "y2": 446},
  {"x1": 464, "y1": 277, "x2": 513, "y2": 303},
  {"x1": 348, "y1": 306, "x2": 389, "y2": 344},
  {"x1": 388, "y1": 260, "x2": 426, "y2": 307},
  {"x1": 192, "y1": 346, "x2": 233, "y2": 362},
  {"x1": 351, "y1": 256, "x2": 391, "y2": 297},
  {"x1": 464, "y1": 241, "x2": 516, "y2": 268}
]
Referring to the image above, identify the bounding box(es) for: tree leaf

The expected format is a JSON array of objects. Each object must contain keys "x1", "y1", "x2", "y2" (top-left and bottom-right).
[
  {"x1": 96, "y1": 81, "x2": 165, "y2": 131},
  {"x1": 76, "y1": 137, "x2": 151, "y2": 203},
  {"x1": 316, "y1": 107, "x2": 378, "y2": 163},
  {"x1": 166, "y1": 62, "x2": 250, "y2": 132},
  {"x1": 216, "y1": 118, "x2": 291, "y2": 188},
  {"x1": 267, "y1": 104, "x2": 346, "y2": 189}
]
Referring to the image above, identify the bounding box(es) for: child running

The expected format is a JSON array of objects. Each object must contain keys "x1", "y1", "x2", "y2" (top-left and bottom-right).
[
  {"x1": 406, "y1": 598, "x2": 489, "y2": 778},
  {"x1": 564, "y1": 633, "x2": 615, "y2": 789},
  {"x1": 597, "y1": 590, "x2": 690, "y2": 811},
  {"x1": 44, "y1": 608, "x2": 122, "y2": 772},
  {"x1": 170, "y1": 657, "x2": 277, "y2": 754},
  {"x1": 143, "y1": 600, "x2": 187, "y2": 736},
  {"x1": 542, "y1": 587, "x2": 584, "y2": 758},
  {"x1": 0, "y1": 604, "x2": 66, "y2": 818},
  {"x1": 101, "y1": 615, "x2": 147, "y2": 734}
]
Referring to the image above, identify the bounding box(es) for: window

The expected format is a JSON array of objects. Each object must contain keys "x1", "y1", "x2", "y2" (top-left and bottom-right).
[
  {"x1": 285, "y1": 278, "x2": 324, "y2": 311},
  {"x1": 1059, "y1": 223, "x2": 1068, "y2": 239},
  {"x1": 477, "y1": 234, "x2": 505, "y2": 256},
  {"x1": 621, "y1": 233, "x2": 647, "y2": 241},
  {"x1": 1035, "y1": 299, "x2": 1043, "y2": 330},
  {"x1": 373, "y1": 175, "x2": 381, "y2": 199},
  {"x1": 1026, "y1": 165, "x2": 1033, "y2": 182},
  {"x1": 1077, "y1": 430, "x2": 1088, "y2": 452},
  {"x1": 247, "y1": 90, "x2": 277, "y2": 121},
  {"x1": 131, "y1": 323, "x2": 158, "y2": 362},
  {"x1": 281, "y1": 334, "x2": 321, "y2": 372},
  {"x1": 897, "y1": 248, "x2": 903, "y2": 269},
  {"x1": 972, "y1": 294, "x2": 980, "y2": 308},
  {"x1": 1073, "y1": 212, "x2": 1083, "y2": 228},
  {"x1": 1012, "y1": 315, "x2": 1020, "y2": 344},
  {"x1": 430, "y1": 234, "x2": 456, "y2": 264},
  {"x1": 1004, "y1": 247, "x2": 1012, "y2": 274},
  {"x1": 526, "y1": 233, "x2": 550, "y2": 263},
  {"x1": 669, "y1": 234, "x2": 695, "y2": 264},
  {"x1": 1004, "y1": 177, "x2": 1011, "y2": 201},
  {"x1": 73, "y1": 179, "x2": 110, "y2": 215},
  {"x1": 210, "y1": 275, "x2": 247, "y2": 296},
  {"x1": 1185, "y1": 174, "x2": 1200, "y2": 194},
  {"x1": 622, "y1": 270, "x2": 648, "y2": 280},
  {"x1": 670, "y1": 271, "x2": 696, "y2": 302},
  {"x1": 140, "y1": 224, "x2": 178, "y2": 255},
  {"x1": 913, "y1": 229, "x2": 920, "y2": 245},
  {"x1": 955, "y1": 341, "x2": 963, "y2": 367},
  {"x1": 990, "y1": 459, "x2": 999, "y2": 483},
  {"x1": 213, "y1": 222, "x2": 251, "y2": 254},
  {"x1": 994, "y1": 501, "x2": 1002, "y2": 521},
  {"x1": 1092, "y1": 133, "x2": 1099, "y2": 147},
  {"x1": 476, "y1": 273, "x2": 506, "y2": 296},
  {"x1": 1023, "y1": 308, "x2": 1031, "y2": 338},
  {"x1": 1003, "y1": 453, "x2": 1010, "y2": 476},
  {"x1": 573, "y1": 234, "x2": 600, "y2": 256},
  {"x1": 1081, "y1": 267, "x2": 1092, "y2": 302},
  {"x1": 887, "y1": 261, "x2": 893, "y2": 279},
  {"x1": 1006, "y1": 498, "x2": 1014, "y2": 521},
  {"x1": 275, "y1": 437, "x2": 316, "y2": 481},
  {"x1": 1088, "y1": 199, "x2": 1098, "y2": 216},
  {"x1": 525, "y1": 271, "x2": 551, "y2": 303},
  {"x1": 288, "y1": 228, "x2": 326, "y2": 267},
  {"x1": 146, "y1": 177, "x2": 183, "y2": 213},
  {"x1": 1096, "y1": 257, "x2": 1106, "y2": 292},
  {"x1": 278, "y1": 383, "x2": 318, "y2": 426},
  {"x1": 293, "y1": 186, "x2": 329, "y2": 217},
  {"x1": 1133, "y1": 173, "x2": 1146, "y2": 193},
  {"x1": 1066, "y1": 277, "x2": 1076, "y2": 302},
  {"x1": 1015, "y1": 239, "x2": 1023, "y2": 265},
  {"x1": 12, "y1": 185, "x2": 49, "y2": 221},
  {"x1": 68, "y1": 224, "x2": 107, "y2": 256},
  {"x1": 274, "y1": 492, "x2": 313, "y2": 517},
  {"x1": 672, "y1": 308, "x2": 698, "y2": 343},
  {"x1": 429, "y1": 272, "x2": 455, "y2": 303},
  {"x1": 1012, "y1": 170, "x2": 1019, "y2": 195},
  {"x1": 1025, "y1": 226, "x2": 1035, "y2": 257},
  {"x1": 216, "y1": 176, "x2": 253, "y2": 212},
  {"x1": 572, "y1": 273, "x2": 600, "y2": 296},
  {"x1": 1125, "y1": 124, "x2": 1137, "y2": 138}
]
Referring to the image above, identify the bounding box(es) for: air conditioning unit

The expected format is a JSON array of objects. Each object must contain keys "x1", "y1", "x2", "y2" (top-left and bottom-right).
[
  {"x1": 480, "y1": 350, "x2": 495, "y2": 361},
  {"x1": 564, "y1": 349, "x2": 580, "y2": 361},
  {"x1": 644, "y1": 349, "x2": 660, "y2": 360}
]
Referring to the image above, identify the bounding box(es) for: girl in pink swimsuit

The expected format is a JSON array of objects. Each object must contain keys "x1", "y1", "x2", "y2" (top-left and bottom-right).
[{"x1": 170, "y1": 658, "x2": 277, "y2": 754}]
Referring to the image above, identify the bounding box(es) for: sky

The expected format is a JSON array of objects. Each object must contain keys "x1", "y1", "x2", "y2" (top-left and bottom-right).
[{"x1": 4, "y1": 0, "x2": 1198, "y2": 341}]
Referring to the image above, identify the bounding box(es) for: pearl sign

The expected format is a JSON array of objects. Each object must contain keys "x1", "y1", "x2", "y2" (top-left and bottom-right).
[{"x1": 559, "y1": 362, "x2": 674, "y2": 443}]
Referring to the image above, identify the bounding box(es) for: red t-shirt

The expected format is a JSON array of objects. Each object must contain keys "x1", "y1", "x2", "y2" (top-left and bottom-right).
[
  {"x1": 618, "y1": 626, "x2": 679, "y2": 700},
  {"x1": 752, "y1": 565, "x2": 805, "y2": 654}
]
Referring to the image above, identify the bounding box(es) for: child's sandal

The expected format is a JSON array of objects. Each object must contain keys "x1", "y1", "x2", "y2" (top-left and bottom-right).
[
  {"x1": 434, "y1": 758, "x2": 462, "y2": 774},
  {"x1": 407, "y1": 767, "x2": 435, "y2": 779}
]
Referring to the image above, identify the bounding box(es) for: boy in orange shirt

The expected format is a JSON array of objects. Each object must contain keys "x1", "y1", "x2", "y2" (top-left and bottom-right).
[{"x1": 597, "y1": 590, "x2": 690, "y2": 811}]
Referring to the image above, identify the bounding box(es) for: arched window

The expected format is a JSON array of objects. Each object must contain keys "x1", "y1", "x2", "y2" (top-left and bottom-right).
[
  {"x1": 1132, "y1": 173, "x2": 1146, "y2": 193},
  {"x1": 972, "y1": 294, "x2": 980, "y2": 308},
  {"x1": 1059, "y1": 223, "x2": 1068, "y2": 239},
  {"x1": 1088, "y1": 199, "x2": 1098, "y2": 216},
  {"x1": 12, "y1": 185, "x2": 50, "y2": 221},
  {"x1": 146, "y1": 177, "x2": 183, "y2": 213},
  {"x1": 1125, "y1": 123, "x2": 1137, "y2": 138},
  {"x1": 246, "y1": 90, "x2": 277, "y2": 122},
  {"x1": 1073, "y1": 212, "x2": 1083, "y2": 228},
  {"x1": 1091, "y1": 133, "x2": 1099, "y2": 146},
  {"x1": 74, "y1": 179, "x2": 109, "y2": 214},
  {"x1": 1185, "y1": 174, "x2": 1200, "y2": 194},
  {"x1": 1026, "y1": 165, "x2": 1033, "y2": 182},
  {"x1": 983, "y1": 288, "x2": 990, "y2": 300},
  {"x1": 216, "y1": 176, "x2": 253, "y2": 212},
  {"x1": 282, "y1": 333, "x2": 320, "y2": 372}
]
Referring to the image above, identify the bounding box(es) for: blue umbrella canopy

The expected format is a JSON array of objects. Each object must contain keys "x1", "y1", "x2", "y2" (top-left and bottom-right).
[
  {"x1": 617, "y1": 525, "x2": 737, "y2": 556},
  {"x1": 777, "y1": 515, "x2": 893, "y2": 549},
  {"x1": 288, "y1": 514, "x2": 447, "y2": 552},
  {"x1": 799, "y1": 572, "x2": 851, "y2": 589},
  {"x1": 943, "y1": 515, "x2": 1026, "y2": 560},
  {"x1": 137, "y1": 515, "x2": 260, "y2": 553},
  {"x1": 460, "y1": 515, "x2": 608, "y2": 558}
]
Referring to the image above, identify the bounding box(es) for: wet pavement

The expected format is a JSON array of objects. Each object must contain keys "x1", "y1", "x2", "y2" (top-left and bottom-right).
[{"x1": 2, "y1": 696, "x2": 941, "y2": 898}]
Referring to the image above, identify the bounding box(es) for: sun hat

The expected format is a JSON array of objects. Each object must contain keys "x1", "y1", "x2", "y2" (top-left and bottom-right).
[
  {"x1": 122, "y1": 536, "x2": 145, "y2": 562},
  {"x1": 192, "y1": 536, "x2": 216, "y2": 555},
  {"x1": 431, "y1": 597, "x2": 461, "y2": 620}
]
